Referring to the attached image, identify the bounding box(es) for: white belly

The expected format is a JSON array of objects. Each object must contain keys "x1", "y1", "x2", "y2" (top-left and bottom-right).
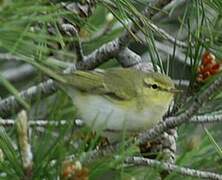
[{"x1": 66, "y1": 87, "x2": 169, "y2": 134}]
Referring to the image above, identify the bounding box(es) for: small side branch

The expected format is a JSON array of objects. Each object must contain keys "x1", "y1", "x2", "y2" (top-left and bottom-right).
[{"x1": 0, "y1": 80, "x2": 56, "y2": 118}]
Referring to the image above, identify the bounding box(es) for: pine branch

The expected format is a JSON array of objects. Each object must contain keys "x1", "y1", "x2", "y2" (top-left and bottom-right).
[{"x1": 0, "y1": 80, "x2": 56, "y2": 118}]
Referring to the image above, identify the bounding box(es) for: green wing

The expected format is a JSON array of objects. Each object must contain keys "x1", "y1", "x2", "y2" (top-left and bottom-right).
[
  {"x1": 58, "y1": 70, "x2": 104, "y2": 92},
  {"x1": 59, "y1": 68, "x2": 140, "y2": 100},
  {"x1": 103, "y1": 68, "x2": 139, "y2": 99}
]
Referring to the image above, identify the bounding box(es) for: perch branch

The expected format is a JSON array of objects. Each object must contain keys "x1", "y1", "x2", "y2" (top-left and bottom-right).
[{"x1": 0, "y1": 80, "x2": 56, "y2": 118}]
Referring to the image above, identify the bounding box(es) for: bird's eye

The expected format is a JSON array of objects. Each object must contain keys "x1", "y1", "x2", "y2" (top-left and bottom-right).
[{"x1": 151, "y1": 84, "x2": 158, "y2": 89}]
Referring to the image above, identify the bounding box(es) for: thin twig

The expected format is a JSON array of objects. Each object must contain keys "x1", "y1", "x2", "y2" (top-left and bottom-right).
[
  {"x1": 126, "y1": 156, "x2": 222, "y2": 180},
  {"x1": 0, "y1": 119, "x2": 69, "y2": 127},
  {"x1": 190, "y1": 114, "x2": 222, "y2": 124},
  {"x1": 0, "y1": 118, "x2": 85, "y2": 127},
  {"x1": 0, "y1": 80, "x2": 56, "y2": 118}
]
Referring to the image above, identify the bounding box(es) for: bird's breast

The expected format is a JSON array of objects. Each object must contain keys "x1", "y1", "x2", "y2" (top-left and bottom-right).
[{"x1": 66, "y1": 87, "x2": 171, "y2": 133}]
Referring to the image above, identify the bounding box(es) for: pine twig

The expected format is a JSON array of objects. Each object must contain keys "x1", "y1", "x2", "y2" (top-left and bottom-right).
[
  {"x1": 0, "y1": 80, "x2": 56, "y2": 118},
  {"x1": 190, "y1": 114, "x2": 222, "y2": 124},
  {"x1": 0, "y1": 119, "x2": 69, "y2": 127}
]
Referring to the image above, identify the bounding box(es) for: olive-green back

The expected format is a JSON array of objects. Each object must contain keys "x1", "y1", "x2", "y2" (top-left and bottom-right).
[{"x1": 59, "y1": 68, "x2": 144, "y2": 100}]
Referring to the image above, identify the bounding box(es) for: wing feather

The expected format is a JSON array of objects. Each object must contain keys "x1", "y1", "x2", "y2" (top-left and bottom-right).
[{"x1": 59, "y1": 68, "x2": 140, "y2": 100}]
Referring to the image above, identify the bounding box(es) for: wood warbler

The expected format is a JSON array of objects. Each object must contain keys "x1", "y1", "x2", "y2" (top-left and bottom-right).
[{"x1": 57, "y1": 68, "x2": 176, "y2": 141}]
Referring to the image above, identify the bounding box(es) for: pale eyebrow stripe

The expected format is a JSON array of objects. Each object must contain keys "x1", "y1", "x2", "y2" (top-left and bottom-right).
[{"x1": 144, "y1": 83, "x2": 171, "y2": 93}]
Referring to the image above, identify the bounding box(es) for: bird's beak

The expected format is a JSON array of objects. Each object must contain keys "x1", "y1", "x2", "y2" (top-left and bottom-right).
[{"x1": 169, "y1": 88, "x2": 182, "y2": 94}]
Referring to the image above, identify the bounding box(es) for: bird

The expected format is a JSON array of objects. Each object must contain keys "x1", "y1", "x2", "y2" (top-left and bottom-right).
[{"x1": 56, "y1": 68, "x2": 176, "y2": 142}]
